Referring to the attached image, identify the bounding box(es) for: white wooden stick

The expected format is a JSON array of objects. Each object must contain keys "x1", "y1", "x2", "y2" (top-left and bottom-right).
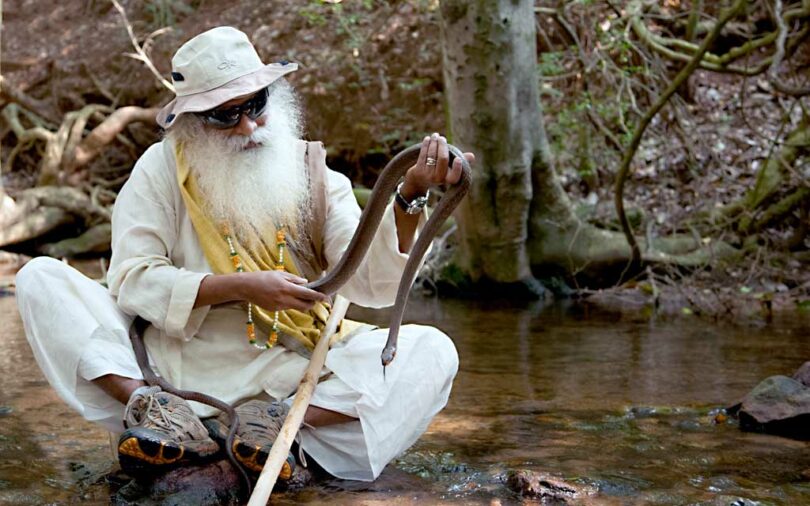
[{"x1": 247, "y1": 295, "x2": 351, "y2": 505}]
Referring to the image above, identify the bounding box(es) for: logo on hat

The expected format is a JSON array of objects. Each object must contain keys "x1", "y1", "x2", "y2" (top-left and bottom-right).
[{"x1": 217, "y1": 58, "x2": 238, "y2": 70}]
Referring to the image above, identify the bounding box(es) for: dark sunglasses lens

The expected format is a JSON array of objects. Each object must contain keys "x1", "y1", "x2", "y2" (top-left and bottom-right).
[
  {"x1": 198, "y1": 88, "x2": 269, "y2": 129},
  {"x1": 203, "y1": 110, "x2": 241, "y2": 129},
  {"x1": 246, "y1": 88, "x2": 269, "y2": 120}
]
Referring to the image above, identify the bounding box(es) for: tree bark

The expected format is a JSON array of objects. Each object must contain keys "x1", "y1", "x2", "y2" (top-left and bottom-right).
[
  {"x1": 440, "y1": 0, "x2": 542, "y2": 284},
  {"x1": 439, "y1": 0, "x2": 737, "y2": 286}
]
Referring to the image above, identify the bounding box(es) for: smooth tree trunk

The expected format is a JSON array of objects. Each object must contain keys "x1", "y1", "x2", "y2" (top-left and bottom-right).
[
  {"x1": 440, "y1": 0, "x2": 540, "y2": 285},
  {"x1": 440, "y1": 0, "x2": 580, "y2": 286}
]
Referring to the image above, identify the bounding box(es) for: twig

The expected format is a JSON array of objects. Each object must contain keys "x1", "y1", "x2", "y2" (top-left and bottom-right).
[
  {"x1": 109, "y1": 0, "x2": 175, "y2": 93},
  {"x1": 615, "y1": 0, "x2": 747, "y2": 272},
  {"x1": 769, "y1": 0, "x2": 810, "y2": 96},
  {"x1": 685, "y1": 0, "x2": 704, "y2": 42},
  {"x1": 65, "y1": 106, "x2": 160, "y2": 173},
  {"x1": 0, "y1": 76, "x2": 60, "y2": 124},
  {"x1": 248, "y1": 295, "x2": 351, "y2": 505}
]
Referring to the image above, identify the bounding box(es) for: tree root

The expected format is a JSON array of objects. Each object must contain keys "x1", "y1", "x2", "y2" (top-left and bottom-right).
[
  {"x1": 0, "y1": 186, "x2": 112, "y2": 250},
  {"x1": 2, "y1": 100, "x2": 157, "y2": 186},
  {"x1": 0, "y1": 207, "x2": 74, "y2": 248},
  {"x1": 530, "y1": 220, "x2": 740, "y2": 283},
  {"x1": 41, "y1": 223, "x2": 111, "y2": 257},
  {"x1": 0, "y1": 76, "x2": 58, "y2": 124},
  {"x1": 65, "y1": 106, "x2": 161, "y2": 175},
  {"x1": 752, "y1": 187, "x2": 810, "y2": 232},
  {"x1": 616, "y1": 0, "x2": 746, "y2": 267},
  {"x1": 628, "y1": 0, "x2": 810, "y2": 75},
  {"x1": 701, "y1": 119, "x2": 810, "y2": 234},
  {"x1": 20, "y1": 186, "x2": 111, "y2": 223}
]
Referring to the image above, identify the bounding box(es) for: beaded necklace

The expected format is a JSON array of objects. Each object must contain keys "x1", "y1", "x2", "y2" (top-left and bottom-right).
[{"x1": 223, "y1": 226, "x2": 287, "y2": 349}]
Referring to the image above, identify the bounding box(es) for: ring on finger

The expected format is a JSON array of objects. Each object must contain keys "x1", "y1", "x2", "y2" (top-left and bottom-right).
[{"x1": 426, "y1": 157, "x2": 437, "y2": 166}]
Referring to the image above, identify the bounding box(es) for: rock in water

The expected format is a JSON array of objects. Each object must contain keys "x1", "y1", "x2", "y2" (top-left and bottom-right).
[
  {"x1": 111, "y1": 460, "x2": 242, "y2": 506},
  {"x1": 737, "y1": 374, "x2": 810, "y2": 440},
  {"x1": 505, "y1": 470, "x2": 595, "y2": 502},
  {"x1": 792, "y1": 361, "x2": 810, "y2": 387},
  {"x1": 110, "y1": 458, "x2": 314, "y2": 505}
]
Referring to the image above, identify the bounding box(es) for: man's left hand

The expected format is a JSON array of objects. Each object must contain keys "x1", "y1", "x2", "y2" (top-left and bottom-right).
[{"x1": 399, "y1": 133, "x2": 475, "y2": 201}]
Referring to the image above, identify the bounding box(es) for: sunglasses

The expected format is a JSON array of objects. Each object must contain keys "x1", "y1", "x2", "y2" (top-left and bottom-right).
[{"x1": 195, "y1": 87, "x2": 269, "y2": 129}]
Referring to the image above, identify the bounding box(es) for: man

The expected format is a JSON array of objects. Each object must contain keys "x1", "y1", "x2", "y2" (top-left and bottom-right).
[{"x1": 15, "y1": 26, "x2": 473, "y2": 482}]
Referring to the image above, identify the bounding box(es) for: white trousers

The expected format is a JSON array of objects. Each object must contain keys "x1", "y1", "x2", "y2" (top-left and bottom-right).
[{"x1": 15, "y1": 257, "x2": 458, "y2": 481}]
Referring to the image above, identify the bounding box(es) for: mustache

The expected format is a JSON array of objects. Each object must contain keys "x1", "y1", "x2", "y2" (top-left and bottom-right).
[{"x1": 222, "y1": 123, "x2": 274, "y2": 151}]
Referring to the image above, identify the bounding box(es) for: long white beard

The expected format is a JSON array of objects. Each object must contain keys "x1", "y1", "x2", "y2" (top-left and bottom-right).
[{"x1": 168, "y1": 83, "x2": 309, "y2": 245}]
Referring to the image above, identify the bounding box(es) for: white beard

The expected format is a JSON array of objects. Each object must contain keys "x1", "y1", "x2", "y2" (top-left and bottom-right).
[{"x1": 167, "y1": 82, "x2": 309, "y2": 245}]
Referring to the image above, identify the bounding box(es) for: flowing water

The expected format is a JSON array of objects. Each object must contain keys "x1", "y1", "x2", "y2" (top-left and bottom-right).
[{"x1": 1, "y1": 287, "x2": 808, "y2": 505}]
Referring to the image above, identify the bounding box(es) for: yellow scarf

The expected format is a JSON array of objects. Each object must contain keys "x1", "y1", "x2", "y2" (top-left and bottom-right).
[{"x1": 175, "y1": 143, "x2": 356, "y2": 353}]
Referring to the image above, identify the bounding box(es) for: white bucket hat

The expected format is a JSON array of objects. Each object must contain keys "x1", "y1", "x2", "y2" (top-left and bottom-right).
[{"x1": 156, "y1": 26, "x2": 298, "y2": 129}]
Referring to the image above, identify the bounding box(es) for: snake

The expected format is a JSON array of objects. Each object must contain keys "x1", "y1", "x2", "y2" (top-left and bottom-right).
[{"x1": 128, "y1": 142, "x2": 471, "y2": 496}]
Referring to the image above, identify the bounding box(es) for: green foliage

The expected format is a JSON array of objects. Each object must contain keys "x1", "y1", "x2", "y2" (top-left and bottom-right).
[
  {"x1": 142, "y1": 0, "x2": 193, "y2": 29},
  {"x1": 298, "y1": 1, "x2": 368, "y2": 52},
  {"x1": 397, "y1": 78, "x2": 432, "y2": 91},
  {"x1": 537, "y1": 51, "x2": 566, "y2": 77},
  {"x1": 298, "y1": 3, "x2": 328, "y2": 26},
  {"x1": 439, "y1": 263, "x2": 471, "y2": 291}
]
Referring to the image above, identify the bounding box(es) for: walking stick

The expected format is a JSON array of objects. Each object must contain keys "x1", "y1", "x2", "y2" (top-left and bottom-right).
[{"x1": 247, "y1": 295, "x2": 351, "y2": 505}]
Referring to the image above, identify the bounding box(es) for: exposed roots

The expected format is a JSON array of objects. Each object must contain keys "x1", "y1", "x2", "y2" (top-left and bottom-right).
[{"x1": 530, "y1": 219, "x2": 740, "y2": 285}]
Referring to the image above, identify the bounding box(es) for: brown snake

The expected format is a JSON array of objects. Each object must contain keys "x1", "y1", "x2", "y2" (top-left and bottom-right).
[{"x1": 129, "y1": 142, "x2": 471, "y2": 496}]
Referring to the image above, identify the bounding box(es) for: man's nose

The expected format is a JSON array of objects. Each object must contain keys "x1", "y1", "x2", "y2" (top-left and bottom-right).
[{"x1": 230, "y1": 114, "x2": 257, "y2": 136}]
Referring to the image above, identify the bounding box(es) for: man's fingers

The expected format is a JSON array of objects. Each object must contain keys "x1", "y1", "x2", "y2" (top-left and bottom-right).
[
  {"x1": 446, "y1": 151, "x2": 474, "y2": 185},
  {"x1": 415, "y1": 135, "x2": 430, "y2": 168},
  {"x1": 281, "y1": 271, "x2": 308, "y2": 284},
  {"x1": 286, "y1": 282, "x2": 328, "y2": 302},
  {"x1": 285, "y1": 298, "x2": 317, "y2": 312},
  {"x1": 448, "y1": 157, "x2": 463, "y2": 185},
  {"x1": 436, "y1": 136, "x2": 449, "y2": 183},
  {"x1": 426, "y1": 133, "x2": 439, "y2": 173}
]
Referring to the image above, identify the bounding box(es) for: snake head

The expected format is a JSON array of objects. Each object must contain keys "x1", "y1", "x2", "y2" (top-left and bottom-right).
[{"x1": 381, "y1": 345, "x2": 397, "y2": 367}]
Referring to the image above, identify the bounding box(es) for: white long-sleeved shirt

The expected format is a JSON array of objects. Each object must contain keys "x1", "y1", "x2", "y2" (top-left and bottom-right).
[{"x1": 107, "y1": 139, "x2": 423, "y2": 413}]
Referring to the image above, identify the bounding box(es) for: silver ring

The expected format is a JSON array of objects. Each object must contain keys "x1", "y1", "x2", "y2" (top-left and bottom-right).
[{"x1": 426, "y1": 157, "x2": 437, "y2": 166}]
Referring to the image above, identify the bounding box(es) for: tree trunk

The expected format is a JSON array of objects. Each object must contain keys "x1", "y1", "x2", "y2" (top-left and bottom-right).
[
  {"x1": 440, "y1": 0, "x2": 542, "y2": 284},
  {"x1": 439, "y1": 0, "x2": 739, "y2": 288}
]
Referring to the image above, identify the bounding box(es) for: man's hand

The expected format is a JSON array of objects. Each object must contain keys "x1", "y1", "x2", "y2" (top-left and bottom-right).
[
  {"x1": 239, "y1": 271, "x2": 327, "y2": 312},
  {"x1": 194, "y1": 271, "x2": 327, "y2": 311},
  {"x1": 395, "y1": 133, "x2": 475, "y2": 253},
  {"x1": 399, "y1": 132, "x2": 475, "y2": 201}
]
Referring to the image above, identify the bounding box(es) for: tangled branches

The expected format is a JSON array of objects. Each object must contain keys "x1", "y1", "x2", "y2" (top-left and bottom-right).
[
  {"x1": 0, "y1": 1, "x2": 165, "y2": 256},
  {"x1": 533, "y1": 0, "x2": 809, "y2": 296}
]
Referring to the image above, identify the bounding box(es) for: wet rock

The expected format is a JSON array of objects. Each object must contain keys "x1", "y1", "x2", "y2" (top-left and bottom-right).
[
  {"x1": 505, "y1": 469, "x2": 595, "y2": 503},
  {"x1": 792, "y1": 361, "x2": 810, "y2": 387},
  {"x1": 736, "y1": 375, "x2": 810, "y2": 440},
  {"x1": 111, "y1": 460, "x2": 241, "y2": 506},
  {"x1": 109, "y1": 458, "x2": 313, "y2": 505}
]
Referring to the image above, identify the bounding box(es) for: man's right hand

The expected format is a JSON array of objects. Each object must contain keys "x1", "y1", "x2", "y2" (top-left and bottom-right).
[
  {"x1": 194, "y1": 271, "x2": 328, "y2": 311},
  {"x1": 238, "y1": 271, "x2": 328, "y2": 311}
]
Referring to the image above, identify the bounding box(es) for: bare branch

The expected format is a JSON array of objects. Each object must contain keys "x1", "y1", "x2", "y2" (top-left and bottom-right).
[
  {"x1": 615, "y1": 0, "x2": 748, "y2": 270},
  {"x1": 0, "y1": 76, "x2": 58, "y2": 124},
  {"x1": 629, "y1": 0, "x2": 810, "y2": 75},
  {"x1": 65, "y1": 106, "x2": 159, "y2": 173},
  {"x1": 110, "y1": 0, "x2": 175, "y2": 93},
  {"x1": 769, "y1": 0, "x2": 810, "y2": 96}
]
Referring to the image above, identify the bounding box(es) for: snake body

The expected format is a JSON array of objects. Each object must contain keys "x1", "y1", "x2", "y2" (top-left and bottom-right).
[
  {"x1": 128, "y1": 142, "x2": 470, "y2": 494},
  {"x1": 128, "y1": 317, "x2": 252, "y2": 493},
  {"x1": 307, "y1": 143, "x2": 471, "y2": 366}
]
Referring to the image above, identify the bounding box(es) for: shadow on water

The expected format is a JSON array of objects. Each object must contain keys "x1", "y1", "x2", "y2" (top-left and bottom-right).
[{"x1": 1, "y1": 291, "x2": 809, "y2": 504}]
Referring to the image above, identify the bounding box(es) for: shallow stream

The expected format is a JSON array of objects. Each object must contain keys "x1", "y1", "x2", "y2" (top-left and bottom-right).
[{"x1": 1, "y1": 290, "x2": 808, "y2": 504}]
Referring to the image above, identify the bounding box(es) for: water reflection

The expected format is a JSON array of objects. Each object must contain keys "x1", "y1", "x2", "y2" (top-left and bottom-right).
[{"x1": 1, "y1": 291, "x2": 808, "y2": 504}]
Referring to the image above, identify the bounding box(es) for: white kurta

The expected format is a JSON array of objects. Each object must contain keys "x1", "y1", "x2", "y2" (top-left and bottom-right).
[{"x1": 15, "y1": 139, "x2": 459, "y2": 481}]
